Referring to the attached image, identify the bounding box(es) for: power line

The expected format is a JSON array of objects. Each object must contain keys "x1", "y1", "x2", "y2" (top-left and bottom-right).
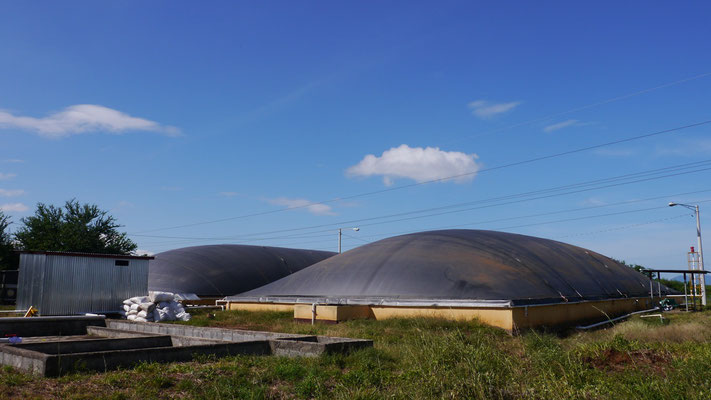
[
  {"x1": 348, "y1": 164, "x2": 711, "y2": 231},
  {"x1": 145, "y1": 202, "x2": 709, "y2": 253},
  {"x1": 133, "y1": 231, "x2": 335, "y2": 242},
  {"x1": 452, "y1": 71, "x2": 711, "y2": 143},
  {"x1": 341, "y1": 232, "x2": 371, "y2": 244},
  {"x1": 342, "y1": 189, "x2": 711, "y2": 243},
  {"x1": 321, "y1": 205, "x2": 698, "y2": 249},
  {"x1": 132, "y1": 119, "x2": 711, "y2": 234},
  {"x1": 490, "y1": 200, "x2": 710, "y2": 237},
  {"x1": 555, "y1": 214, "x2": 690, "y2": 239},
  {"x1": 494, "y1": 205, "x2": 669, "y2": 231},
  {"x1": 131, "y1": 162, "x2": 711, "y2": 241},
  {"x1": 338, "y1": 160, "x2": 711, "y2": 231},
  {"x1": 131, "y1": 165, "x2": 711, "y2": 244}
]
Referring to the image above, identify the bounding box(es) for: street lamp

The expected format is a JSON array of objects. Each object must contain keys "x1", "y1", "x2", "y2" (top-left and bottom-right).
[
  {"x1": 338, "y1": 227, "x2": 360, "y2": 254},
  {"x1": 669, "y1": 202, "x2": 706, "y2": 306}
]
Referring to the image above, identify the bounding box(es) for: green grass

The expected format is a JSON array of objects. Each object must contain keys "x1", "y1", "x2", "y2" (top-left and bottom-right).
[{"x1": 2, "y1": 310, "x2": 711, "y2": 399}]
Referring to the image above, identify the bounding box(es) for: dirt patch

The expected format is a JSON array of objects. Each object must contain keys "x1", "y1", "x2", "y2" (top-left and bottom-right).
[{"x1": 584, "y1": 349, "x2": 671, "y2": 375}]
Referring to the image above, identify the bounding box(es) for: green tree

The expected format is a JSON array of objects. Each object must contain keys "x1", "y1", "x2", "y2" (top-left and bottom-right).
[
  {"x1": 14, "y1": 199, "x2": 137, "y2": 255},
  {"x1": 0, "y1": 211, "x2": 18, "y2": 270},
  {"x1": 616, "y1": 259, "x2": 648, "y2": 274},
  {"x1": 618, "y1": 258, "x2": 687, "y2": 293}
]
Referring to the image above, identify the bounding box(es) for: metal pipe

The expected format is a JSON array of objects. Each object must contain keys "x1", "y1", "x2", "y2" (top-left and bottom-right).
[
  {"x1": 692, "y1": 273, "x2": 698, "y2": 310},
  {"x1": 576, "y1": 307, "x2": 659, "y2": 330},
  {"x1": 684, "y1": 273, "x2": 689, "y2": 311},
  {"x1": 640, "y1": 314, "x2": 665, "y2": 322},
  {"x1": 230, "y1": 295, "x2": 665, "y2": 309},
  {"x1": 311, "y1": 303, "x2": 317, "y2": 325}
]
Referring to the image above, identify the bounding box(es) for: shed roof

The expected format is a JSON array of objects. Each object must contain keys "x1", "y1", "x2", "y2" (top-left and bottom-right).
[{"x1": 19, "y1": 251, "x2": 154, "y2": 260}]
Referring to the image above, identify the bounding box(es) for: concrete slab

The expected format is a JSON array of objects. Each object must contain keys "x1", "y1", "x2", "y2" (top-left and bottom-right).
[{"x1": 0, "y1": 317, "x2": 373, "y2": 376}]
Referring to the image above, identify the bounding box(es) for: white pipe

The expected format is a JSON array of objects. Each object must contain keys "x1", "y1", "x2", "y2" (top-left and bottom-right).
[{"x1": 576, "y1": 307, "x2": 659, "y2": 330}]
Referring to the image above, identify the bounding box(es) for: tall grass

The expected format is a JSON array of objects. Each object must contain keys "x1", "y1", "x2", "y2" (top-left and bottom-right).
[{"x1": 2, "y1": 311, "x2": 711, "y2": 399}]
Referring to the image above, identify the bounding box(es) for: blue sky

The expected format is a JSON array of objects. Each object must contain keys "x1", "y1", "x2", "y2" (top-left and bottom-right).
[{"x1": 2, "y1": 1, "x2": 711, "y2": 271}]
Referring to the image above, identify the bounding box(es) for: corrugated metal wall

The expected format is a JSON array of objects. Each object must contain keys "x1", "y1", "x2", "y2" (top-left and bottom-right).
[{"x1": 16, "y1": 254, "x2": 149, "y2": 315}]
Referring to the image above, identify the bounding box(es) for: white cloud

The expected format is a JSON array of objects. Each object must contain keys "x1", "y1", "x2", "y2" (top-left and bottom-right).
[
  {"x1": 593, "y1": 148, "x2": 635, "y2": 157},
  {"x1": 543, "y1": 119, "x2": 579, "y2": 133},
  {"x1": 346, "y1": 144, "x2": 481, "y2": 186},
  {"x1": 468, "y1": 100, "x2": 521, "y2": 119},
  {"x1": 112, "y1": 201, "x2": 134, "y2": 211},
  {"x1": 0, "y1": 173, "x2": 16, "y2": 180},
  {"x1": 580, "y1": 197, "x2": 607, "y2": 207},
  {"x1": 159, "y1": 186, "x2": 183, "y2": 192},
  {"x1": 268, "y1": 197, "x2": 336, "y2": 216},
  {"x1": 656, "y1": 138, "x2": 711, "y2": 157},
  {"x1": 0, "y1": 203, "x2": 28, "y2": 212},
  {"x1": 0, "y1": 189, "x2": 24, "y2": 197},
  {"x1": 0, "y1": 104, "x2": 181, "y2": 138}
]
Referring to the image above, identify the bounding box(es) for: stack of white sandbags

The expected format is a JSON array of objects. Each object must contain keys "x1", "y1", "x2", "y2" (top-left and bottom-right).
[
  {"x1": 151, "y1": 291, "x2": 191, "y2": 322},
  {"x1": 120, "y1": 291, "x2": 191, "y2": 322},
  {"x1": 121, "y1": 296, "x2": 156, "y2": 322}
]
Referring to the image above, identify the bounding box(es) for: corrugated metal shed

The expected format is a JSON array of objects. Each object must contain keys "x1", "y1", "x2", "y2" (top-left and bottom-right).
[{"x1": 17, "y1": 252, "x2": 152, "y2": 315}]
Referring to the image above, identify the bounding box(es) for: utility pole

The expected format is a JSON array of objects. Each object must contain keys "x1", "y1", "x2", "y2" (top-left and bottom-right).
[{"x1": 669, "y1": 202, "x2": 706, "y2": 306}]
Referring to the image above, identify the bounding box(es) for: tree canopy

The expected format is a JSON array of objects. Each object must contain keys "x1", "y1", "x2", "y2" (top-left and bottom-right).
[
  {"x1": 14, "y1": 199, "x2": 137, "y2": 255},
  {"x1": 0, "y1": 211, "x2": 18, "y2": 270}
]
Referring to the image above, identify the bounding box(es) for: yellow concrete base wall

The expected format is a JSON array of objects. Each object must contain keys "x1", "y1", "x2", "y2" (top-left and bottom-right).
[
  {"x1": 227, "y1": 297, "x2": 659, "y2": 332},
  {"x1": 295, "y1": 304, "x2": 514, "y2": 330},
  {"x1": 512, "y1": 297, "x2": 657, "y2": 330},
  {"x1": 294, "y1": 304, "x2": 372, "y2": 322},
  {"x1": 369, "y1": 306, "x2": 514, "y2": 331}
]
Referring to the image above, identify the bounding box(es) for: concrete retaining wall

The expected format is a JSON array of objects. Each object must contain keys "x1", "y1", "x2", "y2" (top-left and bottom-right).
[
  {"x1": 106, "y1": 320, "x2": 313, "y2": 341},
  {"x1": 270, "y1": 336, "x2": 373, "y2": 357},
  {"x1": 87, "y1": 326, "x2": 230, "y2": 347},
  {"x1": 44, "y1": 341, "x2": 272, "y2": 377},
  {"x1": 0, "y1": 316, "x2": 106, "y2": 337},
  {"x1": 15, "y1": 336, "x2": 173, "y2": 355}
]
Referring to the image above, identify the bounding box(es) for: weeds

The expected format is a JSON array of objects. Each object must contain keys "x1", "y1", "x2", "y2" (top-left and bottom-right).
[{"x1": 2, "y1": 310, "x2": 711, "y2": 399}]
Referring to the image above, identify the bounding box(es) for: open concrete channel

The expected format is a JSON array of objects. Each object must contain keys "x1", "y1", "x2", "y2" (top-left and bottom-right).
[{"x1": 0, "y1": 316, "x2": 372, "y2": 377}]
